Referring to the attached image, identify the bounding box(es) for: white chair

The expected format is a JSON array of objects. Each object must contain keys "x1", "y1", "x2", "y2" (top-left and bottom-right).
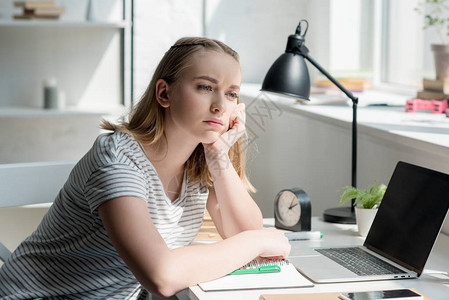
[{"x1": 0, "y1": 161, "x2": 76, "y2": 262}]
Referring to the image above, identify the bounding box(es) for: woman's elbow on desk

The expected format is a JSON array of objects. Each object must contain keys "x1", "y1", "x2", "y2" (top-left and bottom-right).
[
  {"x1": 134, "y1": 258, "x2": 188, "y2": 298},
  {"x1": 141, "y1": 281, "x2": 178, "y2": 298}
]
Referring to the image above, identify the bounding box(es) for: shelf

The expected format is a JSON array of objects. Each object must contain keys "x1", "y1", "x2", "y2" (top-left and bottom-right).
[
  {"x1": 0, "y1": 20, "x2": 129, "y2": 28},
  {"x1": 0, "y1": 105, "x2": 126, "y2": 117}
]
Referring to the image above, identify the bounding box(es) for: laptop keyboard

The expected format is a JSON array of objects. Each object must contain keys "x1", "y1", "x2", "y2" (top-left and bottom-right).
[{"x1": 316, "y1": 247, "x2": 406, "y2": 276}]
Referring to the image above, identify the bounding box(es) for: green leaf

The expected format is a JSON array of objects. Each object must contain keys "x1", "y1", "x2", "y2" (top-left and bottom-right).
[
  {"x1": 415, "y1": 0, "x2": 449, "y2": 43},
  {"x1": 338, "y1": 181, "x2": 387, "y2": 209}
]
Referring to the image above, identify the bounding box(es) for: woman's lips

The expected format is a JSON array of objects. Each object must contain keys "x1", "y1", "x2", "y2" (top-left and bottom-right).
[{"x1": 204, "y1": 119, "x2": 224, "y2": 128}]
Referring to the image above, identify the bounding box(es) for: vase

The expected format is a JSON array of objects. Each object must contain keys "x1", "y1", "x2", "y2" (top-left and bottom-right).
[
  {"x1": 355, "y1": 207, "x2": 378, "y2": 237},
  {"x1": 86, "y1": 0, "x2": 98, "y2": 21},
  {"x1": 431, "y1": 44, "x2": 449, "y2": 79}
]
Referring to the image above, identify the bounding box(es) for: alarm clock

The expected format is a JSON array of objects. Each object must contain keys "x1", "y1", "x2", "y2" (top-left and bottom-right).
[{"x1": 274, "y1": 188, "x2": 311, "y2": 232}]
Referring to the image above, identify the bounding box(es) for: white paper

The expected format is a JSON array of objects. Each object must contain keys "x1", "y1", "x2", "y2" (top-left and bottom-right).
[{"x1": 198, "y1": 263, "x2": 314, "y2": 292}]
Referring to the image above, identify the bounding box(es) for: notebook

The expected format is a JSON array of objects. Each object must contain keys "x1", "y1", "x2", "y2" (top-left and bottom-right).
[
  {"x1": 290, "y1": 161, "x2": 449, "y2": 283},
  {"x1": 198, "y1": 258, "x2": 313, "y2": 291}
]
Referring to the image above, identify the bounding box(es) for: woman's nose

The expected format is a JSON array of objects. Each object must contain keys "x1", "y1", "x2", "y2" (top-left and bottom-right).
[{"x1": 210, "y1": 94, "x2": 225, "y2": 113}]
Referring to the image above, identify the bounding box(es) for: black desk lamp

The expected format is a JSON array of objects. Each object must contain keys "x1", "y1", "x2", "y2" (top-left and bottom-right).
[{"x1": 261, "y1": 19, "x2": 358, "y2": 224}]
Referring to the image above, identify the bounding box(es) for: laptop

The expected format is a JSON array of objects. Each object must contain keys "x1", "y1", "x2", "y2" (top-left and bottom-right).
[{"x1": 290, "y1": 161, "x2": 449, "y2": 283}]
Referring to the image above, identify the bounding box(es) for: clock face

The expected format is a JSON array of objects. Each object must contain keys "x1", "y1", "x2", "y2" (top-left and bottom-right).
[{"x1": 276, "y1": 191, "x2": 301, "y2": 227}]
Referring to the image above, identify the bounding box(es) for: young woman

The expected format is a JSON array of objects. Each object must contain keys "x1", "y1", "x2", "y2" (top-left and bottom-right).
[{"x1": 0, "y1": 37, "x2": 290, "y2": 299}]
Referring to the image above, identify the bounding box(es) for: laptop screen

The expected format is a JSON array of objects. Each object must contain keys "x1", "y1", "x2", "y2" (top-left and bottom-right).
[{"x1": 364, "y1": 161, "x2": 449, "y2": 275}]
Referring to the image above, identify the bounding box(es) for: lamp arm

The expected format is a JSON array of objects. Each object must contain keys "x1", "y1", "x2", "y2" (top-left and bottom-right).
[
  {"x1": 302, "y1": 53, "x2": 358, "y2": 190},
  {"x1": 302, "y1": 54, "x2": 358, "y2": 105}
]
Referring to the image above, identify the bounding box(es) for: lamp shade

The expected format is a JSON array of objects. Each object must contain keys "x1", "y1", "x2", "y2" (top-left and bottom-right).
[{"x1": 261, "y1": 52, "x2": 311, "y2": 101}]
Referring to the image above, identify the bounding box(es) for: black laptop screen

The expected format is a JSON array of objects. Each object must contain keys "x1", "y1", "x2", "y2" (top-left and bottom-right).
[{"x1": 364, "y1": 161, "x2": 449, "y2": 275}]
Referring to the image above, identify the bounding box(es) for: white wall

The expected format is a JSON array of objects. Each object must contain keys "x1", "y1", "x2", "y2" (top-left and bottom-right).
[
  {"x1": 133, "y1": 0, "x2": 203, "y2": 101},
  {"x1": 205, "y1": 0, "x2": 312, "y2": 83},
  {"x1": 133, "y1": 0, "x2": 339, "y2": 97},
  {"x1": 241, "y1": 93, "x2": 352, "y2": 218}
]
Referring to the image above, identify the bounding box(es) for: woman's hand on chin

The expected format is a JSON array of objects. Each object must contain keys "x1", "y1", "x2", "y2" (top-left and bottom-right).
[{"x1": 202, "y1": 103, "x2": 246, "y2": 174}]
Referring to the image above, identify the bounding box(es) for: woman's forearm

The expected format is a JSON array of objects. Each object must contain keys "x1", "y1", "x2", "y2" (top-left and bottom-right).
[
  {"x1": 209, "y1": 156, "x2": 263, "y2": 237},
  {"x1": 148, "y1": 228, "x2": 287, "y2": 297}
]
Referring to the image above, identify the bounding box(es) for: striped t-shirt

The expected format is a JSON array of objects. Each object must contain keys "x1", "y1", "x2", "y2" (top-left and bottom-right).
[{"x1": 0, "y1": 131, "x2": 209, "y2": 299}]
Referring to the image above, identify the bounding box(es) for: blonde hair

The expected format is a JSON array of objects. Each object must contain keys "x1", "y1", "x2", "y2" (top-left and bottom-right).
[{"x1": 102, "y1": 37, "x2": 255, "y2": 192}]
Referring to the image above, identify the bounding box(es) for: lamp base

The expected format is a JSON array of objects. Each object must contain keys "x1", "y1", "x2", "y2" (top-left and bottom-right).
[{"x1": 323, "y1": 206, "x2": 356, "y2": 224}]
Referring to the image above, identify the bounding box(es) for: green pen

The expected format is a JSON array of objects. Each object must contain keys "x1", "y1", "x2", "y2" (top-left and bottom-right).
[{"x1": 228, "y1": 265, "x2": 281, "y2": 275}]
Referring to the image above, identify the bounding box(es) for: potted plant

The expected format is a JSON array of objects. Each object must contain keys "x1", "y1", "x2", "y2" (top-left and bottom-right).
[
  {"x1": 415, "y1": 0, "x2": 449, "y2": 79},
  {"x1": 339, "y1": 181, "x2": 387, "y2": 237}
]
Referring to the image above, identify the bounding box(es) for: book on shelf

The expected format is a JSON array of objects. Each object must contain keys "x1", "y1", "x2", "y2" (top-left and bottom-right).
[
  {"x1": 314, "y1": 77, "x2": 371, "y2": 92},
  {"x1": 13, "y1": 0, "x2": 64, "y2": 20},
  {"x1": 24, "y1": 7, "x2": 65, "y2": 17},
  {"x1": 14, "y1": 1, "x2": 55, "y2": 9},
  {"x1": 296, "y1": 86, "x2": 350, "y2": 105},
  {"x1": 422, "y1": 77, "x2": 449, "y2": 94},
  {"x1": 416, "y1": 90, "x2": 449, "y2": 100},
  {"x1": 13, "y1": 14, "x2": 59, "y2": 20}
]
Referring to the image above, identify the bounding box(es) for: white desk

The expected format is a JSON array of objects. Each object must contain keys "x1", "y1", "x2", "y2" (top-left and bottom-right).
[{"x1": 181, "y1": 217, "x2": 449, "y2": 300}]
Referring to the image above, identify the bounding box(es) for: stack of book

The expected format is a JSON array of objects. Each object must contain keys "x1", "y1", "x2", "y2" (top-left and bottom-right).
[
  {"x1": 304, "y1": 77, "x2": 370, "y2": 105},
  {"x1": 14, "y1": 1, "x2": 65, "y2": 20},
  {"x1": 416, "y1": 78, "x2": 449, "y2": 100},
  {"x1": 314, "y1": 77, "x2": 372, "y2": 93}
]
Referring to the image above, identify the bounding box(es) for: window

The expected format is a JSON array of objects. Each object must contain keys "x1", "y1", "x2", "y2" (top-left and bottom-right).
[
  {"x1": 372, "y1": 0, "x2": 449, "y2": 90},
  {"x1": 375, "y1": 0, "x2": 425, "y2": 89},
  {"x1": 328, "y1": 0, "x2": 439, "y2": 91}
]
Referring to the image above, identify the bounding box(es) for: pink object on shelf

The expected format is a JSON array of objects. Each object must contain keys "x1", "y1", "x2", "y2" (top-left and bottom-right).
[{"x1": 405, "y1": 99, "x2": 449, "y2": 113}]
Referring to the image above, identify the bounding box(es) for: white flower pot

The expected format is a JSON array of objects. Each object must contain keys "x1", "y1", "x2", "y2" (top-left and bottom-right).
[{"x1": 355, "y1": 207, "x2": 378, "y2": 237}]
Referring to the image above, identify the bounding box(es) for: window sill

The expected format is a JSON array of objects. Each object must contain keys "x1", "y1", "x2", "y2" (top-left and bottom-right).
[{"x1": 240, "y1": 83, "x2": 449, "y2": 152}]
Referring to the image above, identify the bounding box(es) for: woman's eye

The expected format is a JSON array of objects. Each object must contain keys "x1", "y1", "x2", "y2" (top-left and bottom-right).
[
  {"x1": 198, "y1": 85, "x2": 213, "y2": 92},
  {"x1": 227, "y1": 92, "x2": 239, "y2": 100}
]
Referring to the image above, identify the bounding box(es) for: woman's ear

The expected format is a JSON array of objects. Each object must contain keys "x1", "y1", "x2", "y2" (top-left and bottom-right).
[{"x1": 155, "y1": 79, "x2": 170, "y2": 108}]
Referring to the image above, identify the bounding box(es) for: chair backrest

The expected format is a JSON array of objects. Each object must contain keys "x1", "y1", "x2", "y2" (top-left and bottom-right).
[
  {"x1": 0, "y1": 160, "x2": 76, "y2": 262},
  {"x1": 0, "y1": 161, "x2": 76, "y2": 208}
]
